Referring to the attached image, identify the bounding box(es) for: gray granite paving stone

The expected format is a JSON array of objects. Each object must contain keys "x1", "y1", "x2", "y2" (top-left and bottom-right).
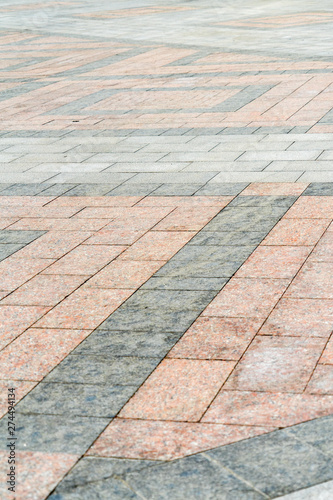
[
  {"x1": 0, "y1": 230, "x2": 44, "y2": 244},
  {"x1": 35, "y1": 183, "x2": 78, "y2": 196},
  {"x1": 207, "y1": 430, "x2": 333, "y2": 498},
  {"x1": 44, "y1": 355, "x2": 158, "y2": 386},
  {"x1": 106, "y1": 183, "x2": 161, "y2": 196},
  {"x1": 284, "y1": 415, "x2": 333, "y2": 457},
  {"x1": 228, "y1": 196, "x2": 297, "y2": 209},
  {"x1": 63, "y1": 184, "x2": 117, "y2": 196},
  {"x1": 0, "y1": 183, "x2": 13, "y2": 192},
  {"x1": 73, "y1": 330, "x2": 182, "y2": 358},
  {"x1": 154, "y1": 254, "x2": 251, "y2": 279},
  {"x1": 255, "y1": 126, "x2": 293, "y2": 134},
  {"x1": 17, "y1": 383, "x2": 136, "y2": 418},
  {"x1": 51, "y1": 457, "x2": 156, "y2": 494},
  {"x1": 141, "y1": 277, "x2": 228, "y2": 291},
  {"x1": 0, "y1": 414, "x2": 109, "y2": 454},
  {"x1": 203, "y1": 210, "x2": 283, "y2": 232},
  {"x1": 161, "y1": 128, "x2": 193, "y2": 136},
  {"x1": 189, "y1": 231, "x2": 267, "y2": 246},
  {"x1": 126, "y1": 455, "x2": 265, "y2": 500},
  {"x1": 49, "y1": 478, "x2": 141, "y2": 500},
  {"x1": 0, "y1": 243, "x2": 25, "y2": 261},
  {"x1": 49, "y1": 457, "x2": 159, "y2": 499},
  {"x1": 302, "y1": 183, "x2": 333, "y2": 196},
  {"x1": 173, "y1": 244, "x2": 256, "y2": 264},
  {"x1": 98, "y1": 289, "x2": 217, "y2": 333},
  {"x1": 0, "y1": 183, "x2": 51, "y2": 195}
]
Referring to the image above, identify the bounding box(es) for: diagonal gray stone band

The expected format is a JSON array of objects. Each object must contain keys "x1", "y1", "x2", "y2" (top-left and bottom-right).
[{"x1": 3, "y1": 193, "x2": 329, "y2": 498}]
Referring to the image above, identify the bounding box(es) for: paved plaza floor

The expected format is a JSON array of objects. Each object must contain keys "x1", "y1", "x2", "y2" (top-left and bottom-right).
[{"x1": 1, "y1": 0, "x2": 333, "y2": 498}]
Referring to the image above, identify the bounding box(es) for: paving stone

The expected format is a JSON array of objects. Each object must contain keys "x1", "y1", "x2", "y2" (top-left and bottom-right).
[
  {"x1": 0, "y1": 184, "x2": 13, "y2": 193},
  {"x1": 0, "y1": 230, "x2": 44, "y2": 244},
  {"x1": 63, "y1": 184, "x2": 117, "y2": 196},
  {"x1": 154, "y1": 257, "x2": 249, "y2": 280},
  {"x1": 228, "y1": 195, "x2": 297, "y2": 209},
  {"x1": 126, "y1": 172, "x2": 218, "y2": 184},
  {"x1": 207, "y1": 429, "x2": 333, "y2": 498},
  {"x1": 0, "y1": 242, "x2": 25, "y2": 261},
  {"x1": 202, "y1": 209, "x2": 283, "y2": 232},
  {"x1": 50, "y1": 457, "x2": 154, "y2": 500},
  {"x1": 0, "y1": 414, "x2": 109, "y2": 454},
  {"x1": 219, "y1": 127, "x2": 259, "y2": 135},
  {"x1": 303, "y1": 183, "x2": 333, "y2": 196},
  {"x1": 189, "y1": 231, "x2": 267, "y2": 246},
  {"x1": 50, "y1": 173, "x2": 132, "y2": 184},
  {"x1": 285, "y1": 414, "x2": 333, "y2": 457},
  {"x1": 142, "y1": 277, "x2": 227, "y2": 291},
  {"x1": 0, "y1": 183, "x2": 51, "y2": 196},
  {"x1": 35, "y1": 184, "x2": 78, "y2": 196},
  {"x1": 151, "y1": 184, "x2": 202, "y2": 195},
  {"x1": 44, "y1": 355, "x2": 158, "y2": 386},
  {"x1": 17, "y1": 382, "x2": 136, "y2": 418},
  {"x1": 276, "y1": 480, "x2": 333, "y2": 499},
  {"x1": 50, "y1": 476, "x2": 143, "y2": 499},
  {"x1": 106, "y1": 183, "x2": 161, "y2": 196},
  {"x1": 195, "y1": 183, "x2": 248, "y2": 195},
  {"x1": 72, "y1": 330, "x2": 182, "y2": 358},
  {"x1": 126, "y1": 455, "x2": 265, "y2": 499},
  {"x1": 155, "y1": 246, "x2": 255, "y2": 278},
  {"x1": 98, "y1": 290, "x2": 217, "y2": 333}
]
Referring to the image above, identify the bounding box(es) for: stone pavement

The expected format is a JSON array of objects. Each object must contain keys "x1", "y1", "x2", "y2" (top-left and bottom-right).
[{"x1": 0, "y1": 0, "x2": 333, "y2": 499}]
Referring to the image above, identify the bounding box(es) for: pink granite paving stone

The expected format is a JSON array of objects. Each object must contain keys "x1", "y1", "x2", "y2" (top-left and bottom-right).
[
  {"x1": 87, "y1": 418, "x2": 274, "y2": 461},
  {"x1": 259, "y1": 298, "x2": 333, "y2": 337},
  {"x1": 0, "y1": 451, "x2": 79, "y2": 500},
  {"x1": 0, "y1": 257, "x2": 56, "y2": 291},
  {"x1": 34, "y1": 287, "x2": 132, "y2": 329},
  {"x1": 234, "y1": 245, "x2": 312, "y2": 279},
  {"x1": 12, "y1": 231, "x2": 93, "y2": 259},
  {"x1": 41, "y1": 244, "x2": 126, "y2": 275},
  {"x1": 202, "y1": 391, "x2": 333, "y2": 427},
  {"x1": 285, "y1": 261, "x2": 333, "y2": 298},
  {"x1": 0, "y1": 275, "x2": 88, "y2": 306},
  {"x1": 285, "y1": 197, "x2": 333, "y2": 218},
  {"x1": 0, "y1": 328, "x2": 92, "y2": 381},
  {"x1": 308, "y1": 230, "x2": 333, "y2": 262},
  {"x1": 0, "y1": 380, "x2": 37, "y2": 418},
  {"x1": 320, "y1": 338, "x2": 333, "y2": 364},
  {"x1": 152, "y1": 206, "x2": 221, "y2": 231},
  {"x1": 202, "y1": 278, "x2": 290, "y2": 319},
  {"x1": 262, "y1": 218, "x2": 330, "y2": 246},
  {"x1": 119, "y1": 359, "x2": 235, "y2": 421},
  {"x1": 224, "y1": 336, "x2": 327, "y2": 392},
  {"x1": 117, "y1": 231, "x2": 196, "y2": 261},
  {"x1": 0, "y1": 305, "x2": 51, "y2": 350},
  {"x1": 168, "y1": 317, "x2": 262, "y2": 360},
  {"x1": 306, "y1": 365, "x2": 333, "y2": 394},
  {"x1": 86, "y1": 259, "x2": 165, "y2": 288}
]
